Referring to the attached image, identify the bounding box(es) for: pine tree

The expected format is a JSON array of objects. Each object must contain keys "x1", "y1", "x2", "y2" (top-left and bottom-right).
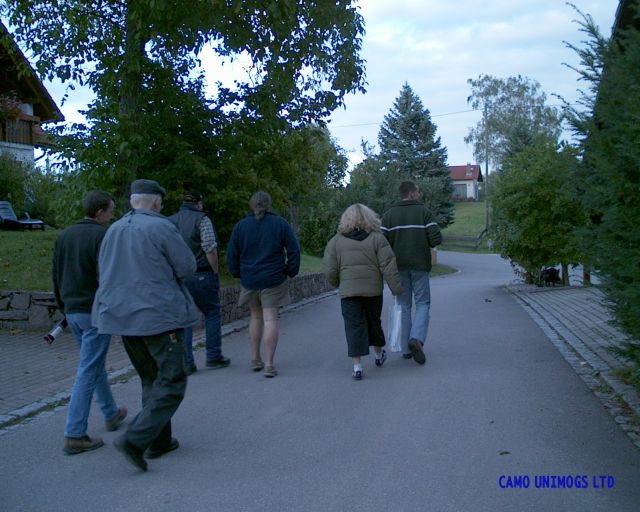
[{"x1": 377, "y1": 83, "x2": 453, "y2": 225}]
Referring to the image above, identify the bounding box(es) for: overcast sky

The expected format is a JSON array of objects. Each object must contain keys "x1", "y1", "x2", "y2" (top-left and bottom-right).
[{"x1": 328, "y1": 0, "x2": 619, "y2": 169}]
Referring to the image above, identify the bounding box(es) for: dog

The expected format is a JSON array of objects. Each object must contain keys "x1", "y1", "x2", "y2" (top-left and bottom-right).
[{"x1": 540, "y1": 267, "x2": 561, "y2": 287}]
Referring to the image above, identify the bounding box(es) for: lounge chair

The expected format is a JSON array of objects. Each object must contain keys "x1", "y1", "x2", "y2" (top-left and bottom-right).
[{"x1": 0, "y1": 201, "x2": 45, "y2": 230}]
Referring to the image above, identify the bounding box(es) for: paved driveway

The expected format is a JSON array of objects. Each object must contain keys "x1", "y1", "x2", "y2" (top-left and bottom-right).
[{"x1": 1, "y1": 251, "x2": 638, "y2": 511}]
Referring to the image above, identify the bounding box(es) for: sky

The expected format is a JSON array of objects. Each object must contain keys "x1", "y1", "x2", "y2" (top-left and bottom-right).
[
  {"x1": 327, "y1": 0, "x2": 620, "y2": 169},
  {"x1": 27, "y1": 1, "x2": 620, "y2": 171}
]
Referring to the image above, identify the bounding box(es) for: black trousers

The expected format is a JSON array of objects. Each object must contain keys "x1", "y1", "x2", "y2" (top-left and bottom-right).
[
  {"x1": 122, "y1": 330, "x2": 187, "y2": 451},
  {"x1": 340, "y1": 295, "x2": 386, "y2": 357}
]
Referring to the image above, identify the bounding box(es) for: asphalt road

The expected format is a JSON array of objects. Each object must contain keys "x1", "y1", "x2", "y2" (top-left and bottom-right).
[{"x1": 1, "y1": 252, "x2": 639, "y2": 511}]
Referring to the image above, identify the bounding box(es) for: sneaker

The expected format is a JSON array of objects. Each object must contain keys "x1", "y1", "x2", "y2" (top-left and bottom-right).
[
  {"x1": 352, "y1": 370, "x2": 363, "y2": 381},
  {"x1": 114, "y1": 436, "x2": 147, "y2": 471},
  {"x1": 63, "y1": 435, "x2": 104, "y2": 455},
  {"x1": 375, "y1": 349, "x2": 387, "y2": 367},
  {"x1": 402, "y1": 353, "x2": 413, "y2": 360},
  {"x1": 251, "y1": 359, "x2": 265, "y2": 372},
  {"x1": 263, "y1": 365, "x2": 278, "y2": 378},
  {"x1": 186, "y1": 364, "x2": 197, "y2": 376},
  {"x1": 206, "y1": 356, "x2": 231, "y2": 369},
  {"x1": 408, "y1": 338, "x2": 426, "y2": 365},
  {"x1": 105, "y1": 406, "x2": 128, "y2": 432},
  {"x1": 145, "y1": 438, "x2": 179, "y2": 459}
]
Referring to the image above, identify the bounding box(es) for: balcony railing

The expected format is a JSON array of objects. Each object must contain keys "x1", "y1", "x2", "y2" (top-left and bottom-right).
[{"x1": 0, "y1": 117, "x2": 37, "y2": 146}]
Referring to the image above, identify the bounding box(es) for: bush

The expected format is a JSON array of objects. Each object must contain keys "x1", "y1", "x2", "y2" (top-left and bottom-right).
[{"x1": 0, "y1": 152, "x2": 29, "y2": 213}]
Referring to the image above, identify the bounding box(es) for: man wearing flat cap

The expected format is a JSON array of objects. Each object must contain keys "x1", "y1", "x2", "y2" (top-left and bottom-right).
[
  {"x1": 93, "y1": 178, "x2": 199, "y2": 471},
  {"x1": 170, "y1": 190, "x2": 230, "y2": 374}
]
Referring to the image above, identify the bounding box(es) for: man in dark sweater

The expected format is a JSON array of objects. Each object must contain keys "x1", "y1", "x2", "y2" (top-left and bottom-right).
[
  {"x1": 382, "y1": 181, "x2": 442, "y2": 365},
  {"x1": 227, "y1": 191, "x2": 300, "y2": 377},
  {"x1": 52, "y1": 191, "x2": 127, "y2": 455}
]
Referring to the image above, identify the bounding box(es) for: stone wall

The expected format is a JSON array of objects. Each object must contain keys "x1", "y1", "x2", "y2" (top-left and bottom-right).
[{"x1": 0, "y1": 272, "x2": 334, "y2": 331}]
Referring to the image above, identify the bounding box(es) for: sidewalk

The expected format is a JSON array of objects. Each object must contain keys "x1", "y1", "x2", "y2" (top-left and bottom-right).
[{"x1": 0, "y1": 291, "x2": 335, "y2": 428}]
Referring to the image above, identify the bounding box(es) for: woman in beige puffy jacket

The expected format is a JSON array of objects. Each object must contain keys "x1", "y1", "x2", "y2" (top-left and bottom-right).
[{"x1": 323, "y1": 204, "x2": 402, "y2": 380}]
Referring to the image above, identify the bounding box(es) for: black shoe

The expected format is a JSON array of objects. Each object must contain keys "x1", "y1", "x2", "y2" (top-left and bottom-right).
[
  {"x1": 402, "y1": 353, "x2": 413, "y2": 360},
  {"x1": 408, "y1": 338, "x2": 426, "y2": 365},
  {"x1": 186, "y1": 364, "x2": 197, "y2": 376},
  {"x1": 206, "y1": 356, "x2": 230, "y2": 369},
  {"x1": 114, "y1": 436, "x2": 147, "y2": 471},
  {"x1": 375, "y1": 349, "x2": 387, "y2": 367},
  {"x1": 145, "y1": 438, "x2": 180, "y2": 459},
  {"x1": 352, "y1": 370, "x2": 363, "y2": 381}
]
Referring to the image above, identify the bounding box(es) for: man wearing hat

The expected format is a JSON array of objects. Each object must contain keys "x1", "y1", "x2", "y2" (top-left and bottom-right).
[
  {"x1": 93, "y1": 179, "x2": 199, "y2": 471},
  {"x1": 170, "y1": 190, "x2": 230, "y2": 374}
]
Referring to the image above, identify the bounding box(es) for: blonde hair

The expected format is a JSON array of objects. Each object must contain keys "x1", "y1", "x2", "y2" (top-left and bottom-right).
[{"x1": 337, "y1": 204, "x2": 381, "y2": 234}]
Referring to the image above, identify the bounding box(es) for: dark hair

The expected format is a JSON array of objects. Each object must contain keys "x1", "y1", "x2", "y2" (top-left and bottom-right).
[
  {"x1": 399, "y1": 181, "x2": 417, "y2": 199},
  {"x1": 249, "y1": 191, "x2": 272, "y2": 220},
  {"x1": 83, "y1": 191, "x2": 113, "y2": 218},
  {"x1": 184, "y1": 189, "x2": 204, "y2": 203}
]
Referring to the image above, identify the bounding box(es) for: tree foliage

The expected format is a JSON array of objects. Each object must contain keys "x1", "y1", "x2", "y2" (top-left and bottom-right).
[
  {"x1": 489, "y1": 139, "x2": 584, "y2": 281},
  {"x1": 1, "y1": 0, "x2": 366, "y2": 222},
  {"x1": 0, "y1": 152, "x2": 28, "y2": 213},
  {"x1": 465, "y1": 74, "x2": 561, "y2": 170},
  {"x1": 562, "y1": 6, "x2": 640, "y2": 357}
]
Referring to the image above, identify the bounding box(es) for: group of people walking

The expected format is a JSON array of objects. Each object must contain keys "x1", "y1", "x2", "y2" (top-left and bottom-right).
[{"x1": 51, "y1": 177, "x2": 440, "y2": 471}]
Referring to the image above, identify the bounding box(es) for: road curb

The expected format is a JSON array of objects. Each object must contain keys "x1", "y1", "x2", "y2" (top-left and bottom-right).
[{"x1": 0, "y1": 290, "x2": 339, "y2": 431}]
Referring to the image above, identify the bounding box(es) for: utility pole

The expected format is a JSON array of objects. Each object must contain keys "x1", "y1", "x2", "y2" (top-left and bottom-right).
[{"x1": 484, "y1": 102, "x2": 490, "y2": 231}]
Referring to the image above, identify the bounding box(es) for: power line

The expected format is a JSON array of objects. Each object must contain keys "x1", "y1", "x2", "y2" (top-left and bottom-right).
[
  {"x1": 330, "y1": 103, "x2": 578, "y2": 129},
  {"x1": 331, "y1": 108, "x2": 477, "y2": 128}
]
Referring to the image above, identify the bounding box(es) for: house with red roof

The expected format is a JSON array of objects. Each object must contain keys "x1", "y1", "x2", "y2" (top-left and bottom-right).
[
  {"x1": 448, "y1": 164, "x2": 483, "y2": 201},
  {"x1": 0, "y1": 22, "x2": 64, "y2": 163}
]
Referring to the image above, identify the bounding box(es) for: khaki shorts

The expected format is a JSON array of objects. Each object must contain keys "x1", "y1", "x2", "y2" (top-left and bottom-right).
[{"x1": 238, "y1": 279, "x2": 291, "y2": 309}]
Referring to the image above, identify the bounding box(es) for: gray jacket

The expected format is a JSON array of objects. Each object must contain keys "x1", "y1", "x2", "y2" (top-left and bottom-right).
[{"x1": 92, "y1": 208, "x2": 199, "y2": 336}]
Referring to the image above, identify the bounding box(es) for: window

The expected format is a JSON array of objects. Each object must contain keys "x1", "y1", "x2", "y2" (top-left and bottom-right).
[{"x1": 453, "y1": 184, "x2": 467, "y2": 198}]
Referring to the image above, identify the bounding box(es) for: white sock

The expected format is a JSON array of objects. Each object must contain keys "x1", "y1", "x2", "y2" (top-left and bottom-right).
[
  {"x1": 375, "y1": 352, "x2": 382, "y2": 360},
  {"x1": 353, "y1": 364, "x2": 362, "y2": 372}
]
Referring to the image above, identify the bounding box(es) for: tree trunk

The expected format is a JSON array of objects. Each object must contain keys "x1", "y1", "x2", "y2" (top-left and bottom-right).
[
  {"x1": 562, "y1": 263, "x2": 570, "y2": 286},
  {"x1": 583, "y1": 265, "x2": 591, "y2": 287},
  {"x1": 116, "y1": 1, "x2": 146, "y2": 204}
]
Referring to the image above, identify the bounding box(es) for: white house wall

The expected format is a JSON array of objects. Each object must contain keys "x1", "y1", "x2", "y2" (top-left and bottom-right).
[
  {"x1": 452, "y1": 180, "x2": 479, "y2": 200},
  {"x1": 0, "y1": 143, "x2": 34, "y2": 164}
]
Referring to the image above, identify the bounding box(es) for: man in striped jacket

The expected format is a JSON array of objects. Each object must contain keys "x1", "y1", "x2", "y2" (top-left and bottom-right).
[{"x1": 381, "y1": 181, "x2": 442, "y2": 364}]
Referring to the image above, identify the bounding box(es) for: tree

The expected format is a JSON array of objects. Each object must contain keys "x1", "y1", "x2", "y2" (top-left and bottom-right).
[
  {"x1": 2, "y1": 0, "x2": 366, "y2": 203},
  {"x1": 489, "y1": 139, "x2": 584, "y2": 282},
  {"x1": 465, "y1": 74, "x2": 561, "y2": 170},
  {"x1": 294, "y1": 126, "x2": 351, "y2": 255},
  {"x1": 375, "y1": 83, "x2": 453, "y2": 226}
]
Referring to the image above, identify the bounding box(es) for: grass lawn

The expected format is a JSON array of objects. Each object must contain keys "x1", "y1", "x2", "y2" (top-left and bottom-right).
[
  {"x1": 443, "y1": 200, "x2": 488, "y2": 237},
  {"x1": 0, "y1": 230, "x2": 456, "y2": 291},
  {"x1": 0, "y1": 229, "x2": 59, "y2": 291},
  {"x1": 439, "y1": 200, "x2": 494, "y2": 253}
]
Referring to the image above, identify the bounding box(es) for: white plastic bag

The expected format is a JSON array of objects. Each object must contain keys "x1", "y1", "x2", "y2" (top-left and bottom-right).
[{"x1": 387, "y1": 297, "x2": 402, "y2": 353}]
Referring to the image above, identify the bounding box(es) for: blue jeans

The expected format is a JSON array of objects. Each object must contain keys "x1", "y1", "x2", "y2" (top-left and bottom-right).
[
  {"x1": 397, "y1": 270, "x2": 431, "y2": 354},
  {"x1": 64, "y1": 313, "x2": 118, "y2": 438},
  {"x1": 183, "y1": 271, "x2": 222, "y2": 365}
]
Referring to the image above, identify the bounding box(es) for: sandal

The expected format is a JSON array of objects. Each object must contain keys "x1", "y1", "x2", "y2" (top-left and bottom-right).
[{"x1": 251, "y1": 359, "x2": 265, "y2": 372}]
